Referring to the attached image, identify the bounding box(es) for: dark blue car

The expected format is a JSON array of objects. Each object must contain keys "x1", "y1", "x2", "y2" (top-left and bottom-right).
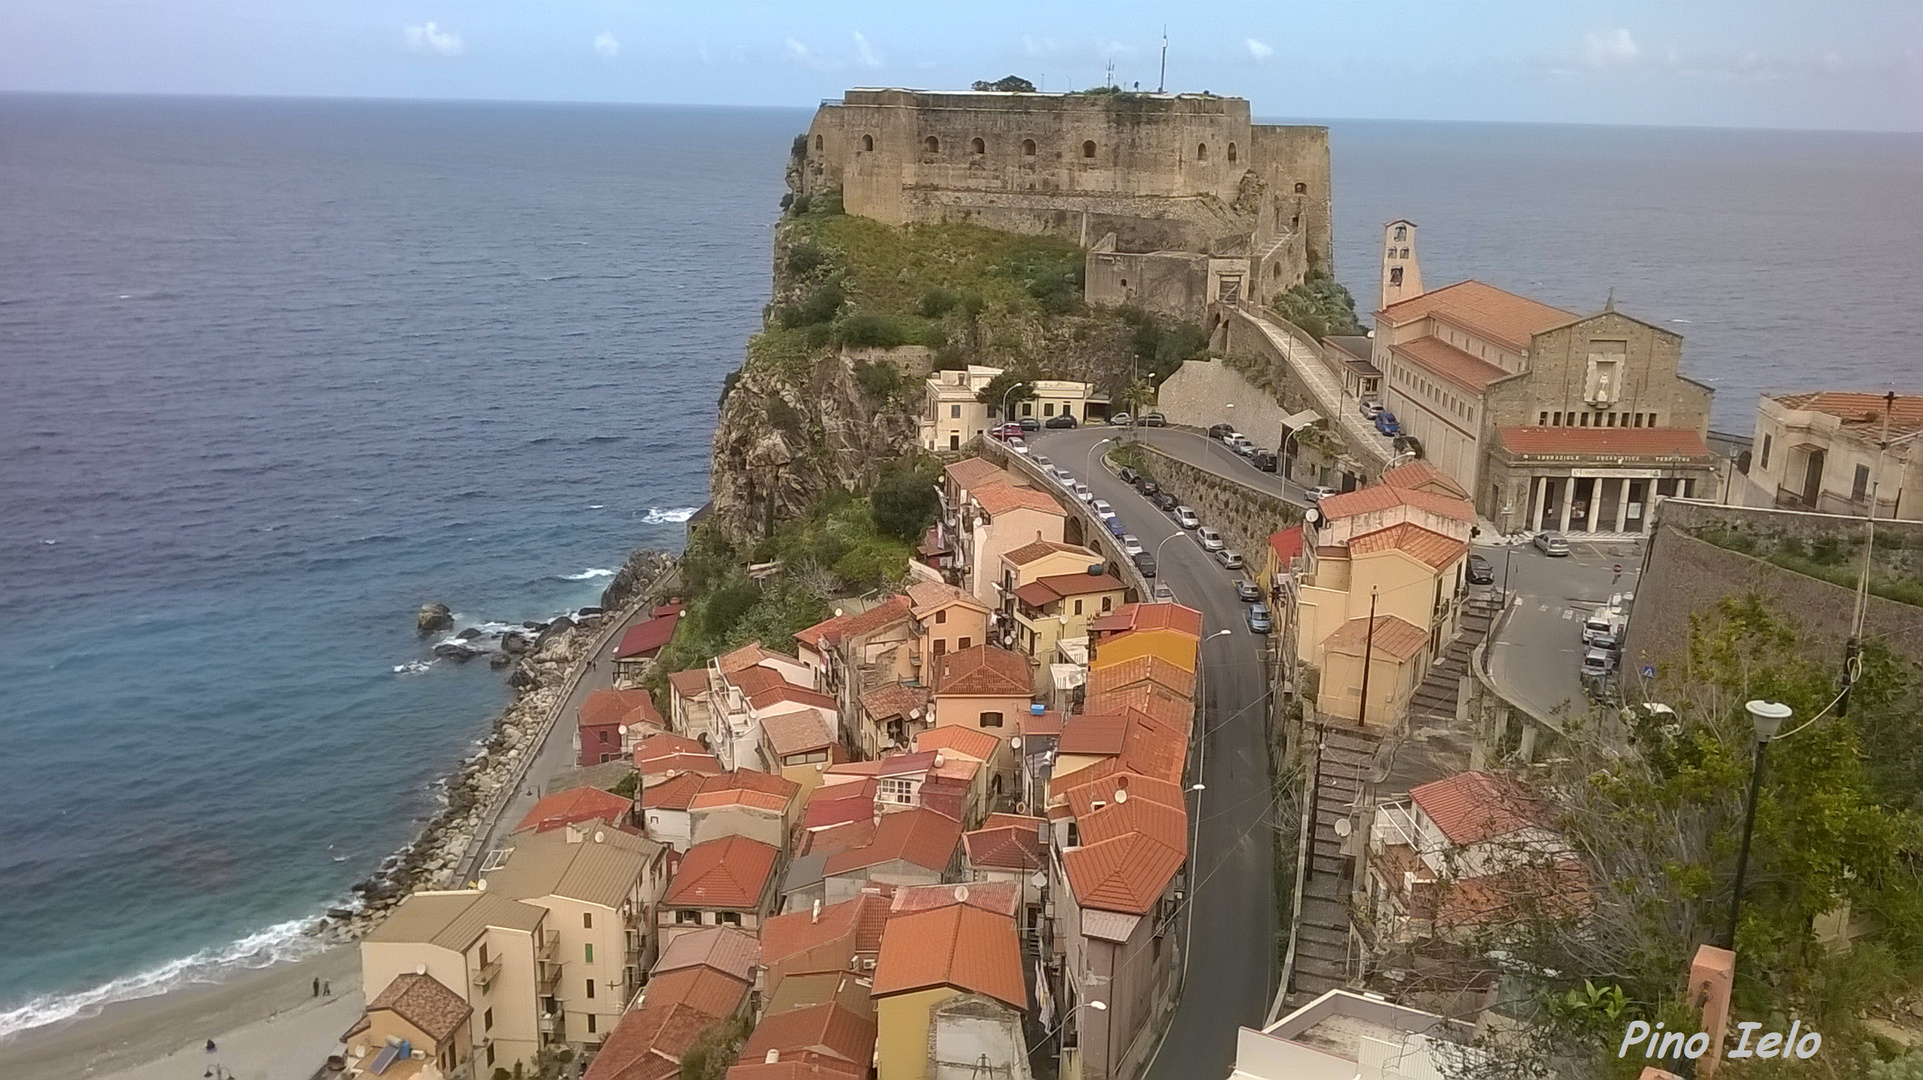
[
  {"x1": 1374, "y1": 411, "x2": 1401, "y2": 437},
  {"x1": 1105, "y1": 515, "x2": 1126, "y2": 538}
]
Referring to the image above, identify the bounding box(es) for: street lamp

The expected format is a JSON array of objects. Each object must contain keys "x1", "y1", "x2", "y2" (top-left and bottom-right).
[
  {"x1": 1724, "y1": 699, "x2": 1791, "y2": 949},
  {"x1": 1085, "y1": 437, "x2": 1113, "y2": 480},
  {"x1": 1153, "y1": 530, "x2": 1193, "y2": 568},
  {"x1": 1000, "y1": 381, "x2": 1029, "y2": 425},
  {"x1": 1033, "y1": 1000, "x2": 1107, "y2": 1058}
]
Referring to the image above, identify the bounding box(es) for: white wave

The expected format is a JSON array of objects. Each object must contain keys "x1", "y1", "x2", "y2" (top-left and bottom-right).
[
  {"x1": 561, "y1": 568, "x2": 615, "y2": 581},
  {"x1": 0, "y1": 917, "x2": 329, "y2": 1042},
  {"x1": 642, "y1": 506, "x2": 699, "y2": 524},
  {"x1": 393, "y1": 659, "x2": 436, "y2": 674},
  {"x1": 587, "y1": 504, "x2": 604, "y2": 510}
]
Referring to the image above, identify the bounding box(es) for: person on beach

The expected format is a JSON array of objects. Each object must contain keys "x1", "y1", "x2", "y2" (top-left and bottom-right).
[
  {"x1": 312, "y1": 976, "x2": 320, "y2": 997},
  {"x1": 205, "y1": 1039, "x2": 217, "y2": 1053},
  {"x1": 323, "y1": 980, "x2": 332, "y2": 996}
]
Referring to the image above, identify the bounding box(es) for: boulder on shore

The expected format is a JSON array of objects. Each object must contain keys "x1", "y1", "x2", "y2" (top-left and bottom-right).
[
  {"x1": 417, "y1": 602, "x2": 454, "y2": 635},
  {"x1": 434, "y1": 641, "x2": 484, "y2": 661}
]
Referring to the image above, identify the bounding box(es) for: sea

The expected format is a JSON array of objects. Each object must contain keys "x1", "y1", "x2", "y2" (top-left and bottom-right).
[{"x1": 1, "y1": 95, "x2": 1919, "y2": 1040}]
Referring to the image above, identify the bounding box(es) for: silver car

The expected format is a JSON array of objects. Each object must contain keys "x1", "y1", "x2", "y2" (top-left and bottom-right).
[
  {"x1": 1216, "y1": 549, "x2": 1245, "y2": 571},
  {"x1": 1197, "y1": 526, "x2": 1225, "y2": 552},
  {"x1": 1533, "y1": 531, "x2": 1571, "y2": 556}
]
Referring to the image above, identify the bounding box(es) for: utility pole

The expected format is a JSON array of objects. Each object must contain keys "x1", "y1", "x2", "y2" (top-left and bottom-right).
[
  {"x1": 1158, "y1": 27, "x2": 1168, "y2": 93},
  {"x1": 1354, "y1": 586, "x2": 1379, "y2": 728},
  {"x1": 1842, "y1": 390, "x2": 1896, "y2": 717}
]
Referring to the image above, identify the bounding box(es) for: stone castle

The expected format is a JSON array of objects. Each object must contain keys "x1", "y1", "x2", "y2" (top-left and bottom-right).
[{"x1": 794, "y1": 87, "x2": 1333, "y2": 319}]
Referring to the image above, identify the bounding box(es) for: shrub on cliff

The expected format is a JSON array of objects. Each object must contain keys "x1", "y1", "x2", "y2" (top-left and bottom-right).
[
  {"x1": 854, "y1": 357, "x2": 903, "y2": 402},
  {"x1": 871, "y1": 463, "x2": 941, "y2": 543},
  {"x1": 971, "y1": 75, "x2": 1036, "y2": 93},
  {"x1": 1120, "y1": 307, "x2": 1209, "y2": 382},
  {"x1": 1271, "y1": 268, "x2": 1363, "y2": 340}
]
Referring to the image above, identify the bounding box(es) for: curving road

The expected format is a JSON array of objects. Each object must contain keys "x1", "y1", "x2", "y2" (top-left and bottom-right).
[{"x1": 1030, "y1": 426, "x2": 1281, "y2": 1080}]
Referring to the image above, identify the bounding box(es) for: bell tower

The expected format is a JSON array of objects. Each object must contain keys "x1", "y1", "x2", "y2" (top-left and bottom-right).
[{"x1": 1380, "y1": 219, "x2": 1422, "y2": 310}]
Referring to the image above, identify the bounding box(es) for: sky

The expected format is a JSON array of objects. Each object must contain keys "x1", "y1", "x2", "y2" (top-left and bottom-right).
[{"x1": 2, "y1": 1, "x2": 1919, "y2": 131}]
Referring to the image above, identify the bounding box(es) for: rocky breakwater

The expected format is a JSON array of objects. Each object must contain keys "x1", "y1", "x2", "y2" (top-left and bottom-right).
[{"x1": 319, "y1": 546, "x2": 678, "y2": 942}]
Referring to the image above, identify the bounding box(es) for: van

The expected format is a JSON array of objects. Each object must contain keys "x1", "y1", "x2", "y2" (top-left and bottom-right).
[{"x1": 1132, "y1": 550, "x2": 1158, "y2": 578}]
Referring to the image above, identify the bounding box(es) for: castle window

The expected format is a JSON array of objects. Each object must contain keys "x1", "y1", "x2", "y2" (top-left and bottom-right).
[
  {"x1": 1082, "y1": 140, "x2": 1097, "y2": 159},
  {"x1": 1022, "y1": 139, "x2": 1037, "y2": 156},
  {"x1": 1227, "y1": 142, "x2": 1238, "y2": 162},
  {"x1": 1389, "y1": 267, "x2": 1403, "y2": 286},
  {"x1": 924, "y1": 136, "x2": 940, "y2": 153},
  {"x1": 813, "y1": 134, "x2": 822, "y2": 152},
  {"x1": 861, "y1": 134, "x2": 874, "y2": 152},
  {"x1": 1294, "y1": 181, "x2": 1308, "y2": 194},
  {"x1": 1196, "y1": 142, "x2": 1209, "y2": 161},
  {"x1": 1394, "y1": 225, "x2": 1407, "y2": 241},
  {"x1": 971, "y1": 137, "x2": 985, "y2": 155}
]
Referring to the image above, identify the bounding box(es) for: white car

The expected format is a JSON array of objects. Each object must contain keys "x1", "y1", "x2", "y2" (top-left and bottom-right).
[
  {"x1": 1007, "y1": 436, "x2": 1030, "y2": 455},
  {"x1": 1152, "y1": 583, "x2": 1176, "y2": 602},
  {"x1": 1049, "y1": 467, "x2": 1074, "y2": 486},
  {"x1": 1216, "y1": 549, "x2": 1245, "y2": 570},
  {"x1": 1197, "y1": 526, "x2": 1226, "y2": 552},
  {"x1": 1174, "y1": 506, "x2": 1200, "y2": 530},
  {"x1": 1074, "y1": 483, "x2": 1094, "y2": 504},
  {"x1": 1032, "y1": 454, "x2": 1052, "y2": 470},
  {"x1": 1122, "y1": 535, "x2": 1144, "y2": 557},
  {"x1": 1092, "y1": 499, "x2": 1116, "y2": 520},
  {"x1": 1305, "y1": 485, "x2": 1339, "y2": 503}
]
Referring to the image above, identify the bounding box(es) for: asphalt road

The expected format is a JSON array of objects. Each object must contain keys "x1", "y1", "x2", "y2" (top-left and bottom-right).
[
  {"x1": 1029, "y1": 424, "x2": 1307, "y2": 507},
  {"x1": 1032, "y1": 427, "x2": 1279, "y2": 1080},
  {"x1": 1482, "y1": 535, "x2": 1646, "y2": 722}
]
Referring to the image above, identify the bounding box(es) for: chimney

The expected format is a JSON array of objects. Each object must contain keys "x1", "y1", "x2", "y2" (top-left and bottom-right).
[
  {"x1": 1689, "y1": 945, "x2": 1736, "y2": 1078},
  {"x1": 811, "y1": 898, "x2": 822, "y2": 924}
]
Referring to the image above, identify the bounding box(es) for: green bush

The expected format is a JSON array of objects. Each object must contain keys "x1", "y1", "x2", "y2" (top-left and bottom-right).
[
  {"x1": 785, "y1": 240, "x2": 829, "y2": 278},
  {"x1": 790, "y1": 133, "x2": 808, "y2": 158},
  {"x1": 971, "y1": 76, "x2": 1036, "y2": 93},
  {"x1": 1002, "y1": 247, "x2": 1083, "y2": 314},
  {"x1": 779, "y1": 278, "x2": 845, "y2": 328},
  {"x1": 854, "y1": 358, "x2": 904, "y2": 402},
  {"x1": 1121, "y1": 307, "x2": 1209, "y2": 381},
  {"x1": 833, "y1": 313, "x2": 942, "y2": 349},
  {"x1": 608, "y1": 772, "x2": 638, "y2": 798},
  {"x1": 919, "y1": 286, "x2": 961, "y2": 318},
  {"x1": 1272, "y1": 267, "x2": 1363, "y2": 339},
  {"x1": 766, "y1": 397, "x2": 806, "y2": 441},
  {"x1": 871, "y1": 465, "x2": 940, "y2": 542}
]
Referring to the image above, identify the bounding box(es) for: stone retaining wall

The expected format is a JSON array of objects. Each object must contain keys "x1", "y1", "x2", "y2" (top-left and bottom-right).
[{"x1": 1130, "y1": 444, "x2": 1303, "y2": 563}]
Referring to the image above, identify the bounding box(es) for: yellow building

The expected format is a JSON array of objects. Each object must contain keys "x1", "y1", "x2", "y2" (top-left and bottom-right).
[
  {"x1": 998, "y1": 540, "x2": 1127, "y2": 683},
  {"x1": 872, "y1": 901, "x2": 1028, "y2": 1080},
  {"x1": 929, "y1": 644, "x2": 1034, "y2": 736},
  {"x1": 1087, "y1": 602, "x2": 1204, "y2": 676}
]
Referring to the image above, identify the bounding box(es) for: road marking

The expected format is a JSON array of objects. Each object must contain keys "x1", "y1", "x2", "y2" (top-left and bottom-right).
[
  {"x1": 1561, "y1": 609, "x2": 1575, "y2": 619},
  {"x1": 1537, "y1": 604, "x2": 1549, "y2": 612}
]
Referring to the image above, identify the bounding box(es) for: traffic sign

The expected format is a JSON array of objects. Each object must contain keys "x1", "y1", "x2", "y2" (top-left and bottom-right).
[{"x1": 1641, "y1": 664, "x2": 1656, "y2": 679}]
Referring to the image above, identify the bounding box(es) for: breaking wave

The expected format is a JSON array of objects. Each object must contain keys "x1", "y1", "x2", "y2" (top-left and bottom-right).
[
  {"x1": 641, "y1": 506, "x2": 698, "y2": 524},
  {"x1": 560, "y1": 568, "x2": 614, "y2": 581}
]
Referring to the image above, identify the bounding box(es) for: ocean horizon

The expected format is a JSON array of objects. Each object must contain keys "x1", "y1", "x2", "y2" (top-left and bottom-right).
[{"x1": 2, "y1": 93, "x2": 1919, "y2": 1040}]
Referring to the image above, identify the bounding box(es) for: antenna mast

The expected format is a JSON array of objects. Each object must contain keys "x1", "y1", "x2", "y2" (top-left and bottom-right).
[{"x1": 1158, "y1": 27, "x2": 1168, "y2": 92}]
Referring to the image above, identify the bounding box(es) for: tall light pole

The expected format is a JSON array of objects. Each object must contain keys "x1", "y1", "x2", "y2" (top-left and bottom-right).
[
  {"x1": 999, "y1": 380, "x2": 1029, "y2": 425},
  {"x1": 1085, "y1": 437, "x2": 1113, "y2": 480},
  {"x1": 1031, "y1": 999, "x2": 1107, "y2": 1065},
  {"x1": 1724, "y1": 700, "x2": 1791, "y2": 950},
  {"x1": 1154, "y1": 529, "x2": 1193, "y2": 571}
]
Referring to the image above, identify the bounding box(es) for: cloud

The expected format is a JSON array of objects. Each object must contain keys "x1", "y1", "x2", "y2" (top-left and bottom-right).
[
  {"x1": 853, "y1": 31, "x2": 882, "y2": 70},
  {"x1": 403, "y1": 21, "x2": 464, "y2": 57},
  {"x1": 1024, "y1": 36, "x2": 1061, "y2": 58},
  {"x1": 1583, "y1": 28, "x2": 1641, "y2": 70},
  {"x1": 593, "y1": 31, "x2": 619, "y2": 60},
  {"x1": 1246, "y1": 38, "x2": 1274, "y2": 63}
]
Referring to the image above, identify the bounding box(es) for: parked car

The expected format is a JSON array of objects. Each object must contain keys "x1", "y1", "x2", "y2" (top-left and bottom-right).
[
  {"x1": 1133, "y1": 550, "x2": 1158, "y2": 578},
  {"x1": 1109, "y1": 412, "x2": 1132, "y2": 427},
  {"x1": 1306, "y1": 485, "x2": 1339, "y2": 503},
  {"x1": 1174, "y1": 506, "x2": 1201, "y2": 529},
  {"x1": 1216, "y1": 549, "x2": 1245, "y2": 571},
  {"x1": 991, "y1": 422, "x2": 1022, "y2": 440},
  {"x1": 1580, "y1": 648, "x2": 1617, "y2": 678},
  {"x1": 1253, "y1": 450, "x2": 1278, "y2": 472},
  {"x1": 1152, "y1": 491, "x2": 1179, "y2": 511},
  {"x1": 1152, "y1": 582, "x2": 1176, "y2": 602},
  {"x1": 1232, "y1": 441, "x2": 1258, "y2": 459},
  {"x1": 1105, "y1": 515, "x2": 1127, "y2": 538},
  {"x1": 1007, "y1": 436, "x2": 1029, "y2": 455},
  {"x1": 1246, "y1": 604, "x2": 1273, "y2": 634},
  {"x1": 1466, "y1": 554, "x2": 1495, "y2": 585},
  {"x1": 1019, "y1": 417, "x2": 1041, "y2": 432},
  {"x1": 1374, "y1": 411, "x2": 1401, "y2": 437},
  {"x1": 1532, "y1": 531, "x2": 1571, "y2": 556},
  {"x1": 1141, "y1": 412, "x2": 1167, "y2": 427},
  {"x1": 1393, "y1": 434, "x2": 1423, "y2": 458},
  {"x1": 1197, "y1": 526, "x2": 1225, "y2": 552},
  {"x1": 1235, "y1": 579, "x2": 1263, "y2": 602},
  {"x1": 1045, "y1": 414, "x2": 1079, "y2": 429},
  {"x1": 1049, "y1": 467, "x2": 1074, "y2": 486},
  {"x1": 1122, "y1": 535, "x2": 1145, "y2": 557},
  {"x1": 1117, "y1": 467, "x2": 1138, "y2": 485},
  {"x1": 1137, "y1": 480, "x2": 1160, "y2": 497},
  {"x1": 1073, "y1": 482, "x2": 1094, "y2": 504},
  {"x1": 1207, "y1": 423, "x2": 1235, "y2": 440},
  {"x1": 1092, "y1": 499, "x2": 1116, "y2": 520},
  {"x1": 1031, "y1": 454, "x2": 1052, "y2": 470},
  {"x1": 1359, "y1": 399, "x2": 1382, "y2": 419}
]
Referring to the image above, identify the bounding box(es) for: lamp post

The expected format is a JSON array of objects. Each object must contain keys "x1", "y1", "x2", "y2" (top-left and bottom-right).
[
  {"x1": 1000, "y1": 380, "x2": 1029, "y2": 426},
  {"x1": 1085, "y1": 437, "x2": 1113, "y2": 480},
  {"x1": 1153, "y1": 529, "x2": 1193, "y2": 571},
  {"x1": 1033, "y1": 1000, "x2": 1106, "y2": 1064},
  {"x1": 1724, "y1": 699, "x2": 1791, "y2": 950}
]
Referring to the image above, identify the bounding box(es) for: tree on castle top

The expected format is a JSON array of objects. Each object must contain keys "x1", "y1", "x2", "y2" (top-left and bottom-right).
[{"x1": 971, "y1": 76, "x2": 1037, "y2": 93}]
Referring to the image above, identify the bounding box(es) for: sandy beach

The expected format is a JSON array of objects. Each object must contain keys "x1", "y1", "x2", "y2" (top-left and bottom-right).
[{"x1": 0, "y1": 949, "x2": 361, "y2": 1080}]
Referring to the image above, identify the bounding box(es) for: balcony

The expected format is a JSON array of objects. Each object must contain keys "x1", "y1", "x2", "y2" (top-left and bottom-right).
[
  {"x1": 539, "y1": 1010, "x2": 566, "y2": 1039},
  {"x1": 470, "y1": 957, "x2": 503, "y2": 991},
  {"x1": 536, "y1": 929, "x2": 559, "y2": 961}
]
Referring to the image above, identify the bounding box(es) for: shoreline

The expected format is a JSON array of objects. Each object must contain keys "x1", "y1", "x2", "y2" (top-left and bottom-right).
[{"x1": 0, "y1": 549, "x2": 678, "y2": 1078}]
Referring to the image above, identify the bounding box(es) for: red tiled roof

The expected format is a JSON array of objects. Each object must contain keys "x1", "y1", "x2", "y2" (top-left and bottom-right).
[
  {"x1": 668, "y1": 668, "x2": 711, "y2": 701},
  {"x1": 1773, "y1": 391, "x2": 1923, "y2": 438},
  {"x1": 1409, "y1": 771, "x2": 1553, "y2": 847},
  {"x1": 515, "y1": 786, "x2": 631, "y2": 834},
  {"x1": 964, "y1": 820, "x2": 1045, "y2": 872},
  {"x1": 689, "y1": 769, "x2": 800, "y2": 814},
  {"x1": 728, "y1": 666, "x2": 788, "y2": 698},
  {"x1": 645, "y1": 966, "x2": 753, "y2": 1025},
  {"x1": 891, "y1": 880, "x2": 1022, "y2": 917},
  {"x1": 913, "y1": 725, "x2": 1004, "y2": 763},
  {"x1": 1434, "y1": 861, "x2": 1592, "y2": 929},
  {"x1": 872, "y1": 903, "x2": 1027, "y2": 1008},
  {"x1": 642, "y1": 771, "x2": 710, "y2": 813},
  {"x1": 1348, "y1": 522, "x2": 1469, "y2": 570},
  {"x1": 903, "y1": 580, "x2": 989, "y2": 616},
  {"x1": 652, "y1": 926, "x2": 761, "y2": 983},
  {"x1": 728, "y1": 1059, "x2": 869, "y2": 1079},
  {"x1": 943, "y1": 457, "x2": 1009, "y2": 492},
  {"x1": 1380, "y1": 459, "x2": 1470, "y2": 499},
  {"x1": 1496, "y1": 426, "x2": 1714, "y2": 461},
  {"x1": 1084, "y1": 655, "x2": 1197, "y2": 699},
  {"x1": 1087, "y1": 602, "x2": 1204, "y2": 639},
  {"x1": 1003, "y1": 539, "x2": 1096, "y2": 566},
  {"x1": 581, "y1": 688, "x2": 665, "y2": 733},
  {"x1": 761, "y1": 711, "x2": 838, "y2": 757},
  {"x1": 932, "y1": 644, "x2": 1032, "y2": 698},
  {"x1": 972, "y1": 481, "x2": 1066, "y2": 517},
  {"x1": 749, "y1": 683, "x2": 839, "y2": 714},
  {"x1": 1056, "y1": 714, "x2": 1128, "y2": 756},
  {"x1": 1028, "y1": 571, "x2": 1127, "y2": 599},
  {"x1": 718, "y1": 641, "x2": 792, "y2": 675},
  {"x1": 586, "y1": 964, "x2": 747, "y2": 1080},
  {"x1": 822, "y1": 806, "x2": 961, "y2": 876},
  {"x1": 1053, "y1": 710, "x2": 1187, "y2": 786},
  {"x1": 663, "y1": 834, "x2": 779, "y2": 910},
  {"x1": 636, "y1": 732, "x2": 722, "y2": 774},
  {"x1": 857, "y1": 681, "x2": 929, "y2": 722},
  {"x1": 1376, "y1": 279, "x2": 1576, "y2": 352},
  {"x1": 802, "y1": 779, "x2": 879, "y2": 830},
  {"x1": 1316, "y1": 483, "x2": 1476, "y2": 525},
  {"x1": 363, "y1": 972, "x2": 471, "y2": 1044},
  {"x1": 1082, "y1": 685, "x2": 1192, "y2": 731},
  {"x1": 1268, "y1": 525, "x2": 1305, "y2": 566},
  {"x1": 794, "y1": 596, "x2": 913, "y2": 651},
  {"x1": 615, "y1": 614, "x2": 681, "y2": 660},
  {"x1": 1322, "y1": 614, "x2": 1431, "y2": 662},
  {"x1": 1390, "y1": 336, "x2": 1511, "y2": 394},
  {"x1": 759, "y1": 888, "x2": 893, "y2": 974},
  {"x1": 734, "y1": 1002, "x2": 875, "y2": 1079}
]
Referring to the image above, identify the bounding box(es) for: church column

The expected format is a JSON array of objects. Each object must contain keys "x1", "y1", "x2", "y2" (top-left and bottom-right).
[
  {"x1": 1530, "y1": 475, "x2": 1547, "y2": 532},
  {"x1": 1612, "y1": 478, "x2": 1630, "y2": 536},
  {"x1": 1557, "y1": 478, "x2": 1574, "y2": 534}
]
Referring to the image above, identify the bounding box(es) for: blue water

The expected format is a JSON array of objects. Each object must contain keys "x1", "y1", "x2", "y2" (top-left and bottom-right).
[
  {"x1": 0, "y1": 95, "x2": 801, "y2": 1034},
  {"x1": 3, "y1": 98, "x2": 1919, "y2": 1038}
]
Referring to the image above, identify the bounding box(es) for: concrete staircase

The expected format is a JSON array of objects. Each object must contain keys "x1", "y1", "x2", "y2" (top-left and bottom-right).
[
  {"x1": 1407, "y1": 596, "x2": 1500, "y2": 728},
  {"x1": 1289, "y1": 723, "x2": 1380, "y2": 999}
]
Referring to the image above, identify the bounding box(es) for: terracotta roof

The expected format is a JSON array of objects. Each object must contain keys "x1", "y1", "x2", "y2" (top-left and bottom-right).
[
  {"x1": 718, "y1": 640, "x2": 792, "y2": 675},
  {"x1": 581, "y1": 688, "x2": 666, "y2": 731},
  {"x1": 1376, "y1": 279, "x2": 1576, "y2": 352},
  {"x1": 761, "y1": 710, "x2": 838, "y2": 757},
  {"x1": 734, "y1": 1001, "x2": 875, "y2": 1079},
  {"x1": 804, "y1": 817, "x2": 879, "y2": 858},
  {"x1": 1056, "y1": 714, "x2": 1128, "y2": 756},
  {"x1": 794, "y1": 596, "x2": 912, "y2": 651},
  {"x1": 364, "y1": 972, "x2": 471, "y2": 1044},
  {"x1": 750, "y1": 684, "x2": 839, "y2": 716},
  {"x1": 916, "y1": 524, "x2": 948, "y2": 558},
  {"x1": 912, "y1": 725, "x2": 1004, "y2": 763},
  {"x1": 1084, "y1": 655, "x2": 1197, "y2": 699},
  {"x1": 1021, "y1": 709, "x2": 1065, "y2": 737},
  {"x1": 1087, "y1": 602, "x2": 1204, "y2": 638},
  {"x1": 1433, "y1": 861, "x2": 1591, "y2": 928},
  {"x1": 943, "y1": 457, "x2": 1009, "y2": 492},
  {"x1": 615, "y1": 613, "x2": 681, "y2": 660},
  {"x1": 1410, "y1": 771, "x2": 1554, "y2": 847},
  {"x1": 857, "y1": 681, "x2": 929, "y2": 722},
  {"x1": 1322, "y1": 614, "x2": 1431, "y2": 662},
  {"x1": 1268, "y1": 525, "x2": 1305, "y2": 566},
  {"x1": 972, "y1": 481, "x2": 1066, "y2": 517},
  {"x1": 903, "y1": 580, "x2": 990, "y2": 616},
  {"x1": 689, "y1": 769, "x2": 800, "y2": 814},
  {"x1": 823, "y1": 806, "x2": 962, "y2": 876},
  {"x1": 802, "y1": 780, "x2": 879, "y2": 831},
  {"x1": 642, "y1": 771, "x2": 709, "y2": 813},
  {"x1": 1015, "y1": 572, "x2": 1127, "y2": 607},
  {"x1": 1053, "y1": 710, "x2": 1187, "y2": 786},
  {"x1": 1772, "y1": 391, "x2": 1923, "y2": 438},
  {"x1": 515, "y1": 786, "x2": 631, "y2": 833},
  {"x1": 1082, "y1": 685, "x2": 1192, "y2": 730},
  {"x1": 663, "y1": 834, "x2": 779, "y2": 910},
  {"x1": 1380, "y1": 459, "x2": 1470, "y2": 499},
  {"x1": 1317, "y1": 482, "x2": 1476, "y2": 525},
  {"x1": 1390, "y1": 336, "x2": 1511, "y2": 394},
  {"x1": 728, "y1": 666, "x2": 789, "y2": 699},
  {"x1": 636, "y1": 732, "x2": 723, "y2": 777},
  {"x1": 483, "y1": 825, "x2": 663, "y2": 909},
  {"x1": 727, "y1": 1060, "x2": 870, "y2": 1080},
  {"x1": 1003, "y1": 539, "x2": 1095, "y2": 566},
  {"x1": 1061, "y1": 829, "x2": 1185, "y2": 917},
  {"x1": 891, "y1": 880, "x2": 1022, "y2": 917},
  {"x1": 872, "y1": 903, "x2": 1027, "y2": 1008},
  {"x1": 585, "y1": 981, "x2": 743, "y2": 1080},
  {"x1": 759, "y1": 888, "x2": 893, "y2": 976},
  {"x1": 653, "y1": 926, "x2": 761, "y2": 983},
  {"x1": 874, "y1": 750, "x2": 938, "y2": 777},
  {"x1": 646, "y1": 965, "x2": 753, "y2": 1023},
  {"x1": 668, "y1": 668, "x2": 711, "y2": 700},
  {"x1": 964, "y1": 820, "x2": 1045, "y2": 872},
  {"x1": 1496, "y1": 426, "x2": 1714, "y2": 460},
  {"x1": 932, "y1": 644, "x2": 1032, "y2": 698},
  {"x1": 1348, "y1": 522, "x2": 1469, "y2": 570}
]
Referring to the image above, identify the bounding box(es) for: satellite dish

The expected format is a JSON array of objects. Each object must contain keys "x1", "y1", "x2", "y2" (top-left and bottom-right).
[
  {"x1": 475, "y1": 879, "x2": 488, "y2": 891},
  {"x1": 1114, "y1": 788, "x2": 1128, "y2": 803},
  {"x1": 1333, "y1": 819, "x2": 1352, "y2": 838},
  {"x1": 416, "y1": 963, "x2": 427, "y2": 975},
  {"x1": 954, "y1": 885, "x2": 970, "y2": 902},
  {"x1": 1304, "y1": 507, "x2": 1322, "y2": 526},
  {"x1": 1031, "y1": 871, "x2": 1049, "y2": 889},
  {"x1": 593, "y1": 830, "x2": 606, "y2": 843},
  {"x1": 618, "y1": 724, "x2": 628, "y2": 735}
]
